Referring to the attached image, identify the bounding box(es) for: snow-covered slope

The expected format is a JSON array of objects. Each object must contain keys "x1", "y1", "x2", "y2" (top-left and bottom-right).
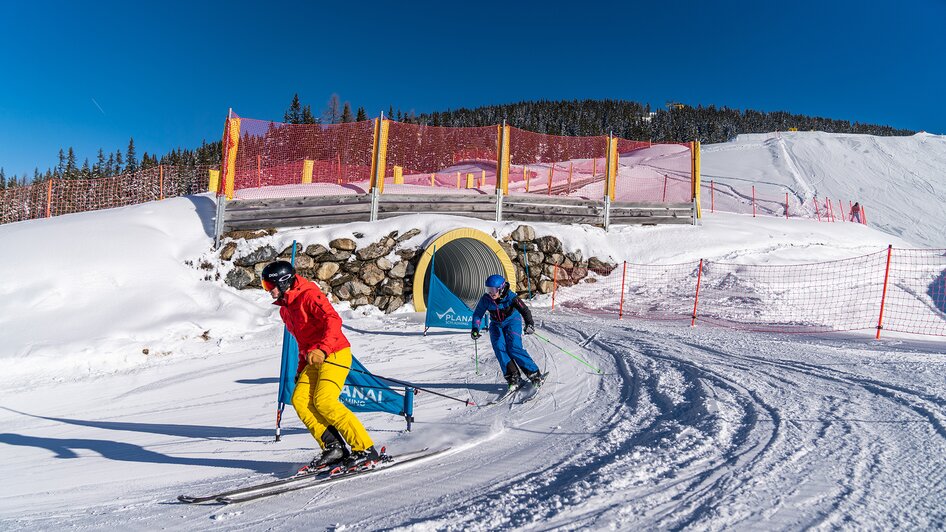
[
  {"x1": 702, "y1": 131, "x2": 946, "y2": 248},
  {"x1": 1, "y1": 131, "x2": 944, "y2": 530}
]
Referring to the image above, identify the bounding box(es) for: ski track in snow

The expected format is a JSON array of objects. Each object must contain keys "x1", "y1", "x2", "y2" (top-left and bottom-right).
[{"x1": 3, "y1": 311, "x2": 945, "y2": 531}]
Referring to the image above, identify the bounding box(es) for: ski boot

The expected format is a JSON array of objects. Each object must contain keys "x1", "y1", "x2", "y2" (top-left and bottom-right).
[
  {"x1": 526, "y1": 370, "x2": 546, "y2": 388},
  {"x1": 298, "y1": 441, "x2": 347, "y2": 475},
  {"x1": 344, "y1": 445, "x2": 382, "y2": 472}
]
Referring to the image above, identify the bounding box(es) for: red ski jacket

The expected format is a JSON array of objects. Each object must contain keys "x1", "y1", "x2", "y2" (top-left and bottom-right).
[{"x1": 273, "y1": 275, "x2": 350, "y2": 367}]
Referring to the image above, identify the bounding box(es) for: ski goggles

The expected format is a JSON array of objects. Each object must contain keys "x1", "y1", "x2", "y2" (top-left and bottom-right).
[
  {"x1": 486, "y1": 285, "x2": 502, "y2": 296},
  {"x1": 261, "y1": 279, "x2": 277, "y2": 291}
]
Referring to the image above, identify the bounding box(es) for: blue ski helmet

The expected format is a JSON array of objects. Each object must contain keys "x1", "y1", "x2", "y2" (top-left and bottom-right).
[{"x1": 485, "y1": 274, "x2": 506, "y2": 289}]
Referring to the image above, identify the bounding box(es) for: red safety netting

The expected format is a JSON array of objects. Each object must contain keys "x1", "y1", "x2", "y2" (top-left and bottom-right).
[
  {"x1": 880, "y1": 248, "x2": 946, "y2": 337},
  {"x1": 548, "y1": 248, "x2": 946, "y2": 339},
  {"x1": 507, "y1": 127, "x2": 610, "y2": 198},
  {"x1": 382, "y1": 122, "x2": 499, "y2": 193},
  {"x1": 701, "y1": 179, "x2": 868, "y2": 224},
  {"x1": 614, "y1": 141, "x2": 692, "y2": 203},
  {"x1": 228, "y1": 116, "x2": 375, "y2": 199},
  {"x1": 694, "y1": 252, "x2": 889, "y2": 333},
  {"x1": 1, "y1": 165, "x2": 211, "y2": 225}
]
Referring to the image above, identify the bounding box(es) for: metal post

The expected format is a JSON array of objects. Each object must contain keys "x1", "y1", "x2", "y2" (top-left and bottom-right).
[
  {"x1": 370, "y1": 187, "x2": 380, "y2": 222},
  {"x1": 213, "y1": 196, "x2": 226, "y2": 248},
  {"x1": 603, "y1": 195, "x2": 612, "y2": 231},
  {"x1": 495, "y1": 188, "x2": 503, "y2": 222}
]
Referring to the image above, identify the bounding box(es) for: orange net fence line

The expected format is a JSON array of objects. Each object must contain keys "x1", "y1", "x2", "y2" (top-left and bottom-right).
[
  {"x1": 383, "y1": 122, "x2": 499, "y2": 192},
  {"x1": 228, "y1": 114, "x2": 375, "y2": 200},
  {"x1": 701, "y1": 179, "x2": 868, "y2": 224},
  {"x1": 614, "y1": 141, "x2": 692, "y2": 203},
  {"x1": 0, "y1": 165, "x2": 212, "y2": 225},
  {"x1": 548, "y1": 248, "x2": 946, "y2": 338}
]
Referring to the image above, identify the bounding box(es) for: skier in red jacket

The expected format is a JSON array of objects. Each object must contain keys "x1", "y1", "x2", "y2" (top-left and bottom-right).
[{"x1": 262, "y1": 260, "x2": 379, "y2": 472}]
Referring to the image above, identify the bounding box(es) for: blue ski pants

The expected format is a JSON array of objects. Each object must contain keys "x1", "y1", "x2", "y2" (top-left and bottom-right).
[{"x1": 489, "y1": 315, "x2": 539, "y2": 377}]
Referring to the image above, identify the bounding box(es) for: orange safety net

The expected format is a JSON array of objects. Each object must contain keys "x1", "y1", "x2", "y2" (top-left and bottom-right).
[
  {"x1": 614, "y1": 141, "x2": 692, "y2": 203},
  {"x1": 701, "y1": 179, "x2": 868, "y2": 224},
  {"x1": 383, "y1": 122, "x2": 498, "y2": 192},
  {"x1": 0, "y1": 165, "x2": 211, "y2": 225},
  {"x1": 508, "y1": 127, "x2": 609, "y2": 198},
  {"x1": 549, "y1": 248, "x2": 946, "y2": 338},
  {"x1": 229, "y1": 115, "x2": 375, "y2": 199}
]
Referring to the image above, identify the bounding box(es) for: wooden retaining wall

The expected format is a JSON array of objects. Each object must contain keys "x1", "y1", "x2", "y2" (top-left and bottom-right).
[{"x1": 223, "y1": 193, "x2": 694, "y2": 231}]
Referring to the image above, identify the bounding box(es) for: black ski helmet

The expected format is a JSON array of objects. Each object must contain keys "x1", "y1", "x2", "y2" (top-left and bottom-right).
[{"x1": 261, "y1": 260, "x2": 296, "y2": 293}]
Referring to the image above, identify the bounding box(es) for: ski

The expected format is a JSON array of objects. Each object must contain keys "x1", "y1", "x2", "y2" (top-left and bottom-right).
[
  {"x1": 518, "y1": 372, "x2": 550, "y2": 404},
  {"x1": 177, "y1": 447, "x2": 436, "y2": 504},
  {"x1": 216, "y1": 447, "x2": 452, "y2": 504},
  {"x1": 484, "y1": 383, "x2": 522, "y2": 406}
]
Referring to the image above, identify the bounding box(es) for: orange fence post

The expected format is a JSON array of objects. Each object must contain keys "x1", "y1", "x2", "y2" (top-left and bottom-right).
[
  {"x1": 257, "y1": 155, "x2": 261, "y2": 188},
  {"x1": 551, "y1": 264, "x2": 559, "y2": 311},
  {"x1": 785, "y1": 192, "x2": 789, "y2": 219},
  {"x1": 525, "y1": 167, "x2": 530, "y2": 192},
  {"x1": 814, "y1": 198, "x2": 821, "y2": 221},
  {"x1": 567, "y1": 162, "x2": 573, "y2": 195},
  {"x1": 618, "y1": 261, "x2": 627, "y2": 319},
  {"x1": 547, "y1": 165, "x2": 553, "y2": 195},
  {"x1": 337, "y1": 153, "x2": 342, "y2": 184},
  {"x1": 838, "y1": 199, "x2": 844, "y2": 222},
  {"x1": 662, "y1": 174, "x2": 668, "y2": 203},
  {"x1": 691, "y1": 259, "x2": 704, "y2": 327},
  {"x1": 711, "y1": 180, "x2": 715, "y2": 213},
  {"x1": 752, "y1": 185, "x2": 756, "y2": 217},
  {"x1": 876, "y1": 245, "x2": 893, "y2": 339},
  {"x1": 159, "y1": 165, "x2": 165, "y2": 200},
  {"x1": 862, "y1": 206, "x2": 868, "y2": 225},
  {"x1": 592, "y1": 158, "x2": 597, "y2": 177},
  {"x1": 45, "y1": 179, "x2": 53, "y2": 218}
]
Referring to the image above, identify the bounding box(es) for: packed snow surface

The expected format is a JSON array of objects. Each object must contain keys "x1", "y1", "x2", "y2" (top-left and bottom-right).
[{"x1": 1, "y1": 131, "x2": 944, "y2": 530}]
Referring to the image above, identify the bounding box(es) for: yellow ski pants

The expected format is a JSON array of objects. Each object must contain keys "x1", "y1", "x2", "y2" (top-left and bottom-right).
[{"x1": 291, "y1": 347, "x2": 374, "y2": 452}]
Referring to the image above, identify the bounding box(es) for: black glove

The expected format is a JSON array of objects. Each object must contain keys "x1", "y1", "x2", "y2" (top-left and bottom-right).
[
  {"x1": 524, "y1": 324, "x2": 535, "y2": 335},
  {"x1": 471, "y1": 328, "x2": 481, "y2": 340}
]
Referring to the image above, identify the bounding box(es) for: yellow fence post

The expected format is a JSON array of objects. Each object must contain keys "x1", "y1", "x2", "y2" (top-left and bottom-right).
[
  {"x1": 208, "y1": 169, "x2": 220, "y2": 193},
  {"x1": 525, "y1": 166, "x2": 530, "y2": 192},
  {"x1": 691, "y1": 140, "x2": 702, "y2": 219},
  {"x1": 567, "y1": 162, "x2": 573, "y2": 194},
  {"x1": 45, "y1": 179, "x2": 53, "y2": 218},
  {"x1": 500, "y1": 125, "x2": 511, "y2": 194},
  {"x1": 430, "y1": 173, "x2": 435, "y2": 187},
  {"x1": 604, "y1": 136, "x2": 618, "y2": 201},
  {"x1": 547, "y1": 165, "x2": 553, "y2": 195},
  {"x1": 302, "y1": 159, "x2": 314, "y2": 184},
  {"x1": 223, "y1": 117, "x2": 240, "y2": 200},
  {"x1": 456, "y1": 172, "x2": 461, "y2": 189},
  {"x1": 369, "y1": 118, "x2": 390, "y2": 194},
  {"x1": 466, "y1": 173, "x2": 475, "y2": 189},
  {"x1": 481, "y1": 170, "x2": 486, "y2": 188},
  {"x1": 394, "y1": 166, "x2": 403, "y2": 185}
]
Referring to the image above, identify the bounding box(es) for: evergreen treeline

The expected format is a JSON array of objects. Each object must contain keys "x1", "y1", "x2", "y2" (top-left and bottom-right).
[{"x1": 0, "y1": 96, "x2": 914, "y2": 190}]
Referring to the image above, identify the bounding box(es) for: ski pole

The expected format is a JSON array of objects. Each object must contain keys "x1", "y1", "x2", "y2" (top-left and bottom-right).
[
  {"x1": 321, "y1": 359, "x2": 475, "y2": 406},
  {"x1": 532, "y1": 332, "x2": 603, "y2": 374},
  {"x1": 474, "y1": 337, "x2": 479, "y2": 375}
]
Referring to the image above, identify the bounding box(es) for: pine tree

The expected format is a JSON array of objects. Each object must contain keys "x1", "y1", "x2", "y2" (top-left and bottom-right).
[
  {"x1": 284, "y1": 93, "x2": 304, "y2": 124},
  {"x1": 81, "y1": 158, "x2": 91, "y2": 178},
  {"x1": 0, "y1": 167, "x2": 6, "y2": 189},
  {"x1": 302, "y1": 105, "x2": 317, "y2": 124},
  {"x1": 106, "y1": 153, "x2": 115, "y2": 176},
  {"x1": 95, "y1": 148, "x2": 106, "y2": 177},
  {"x1": 356, "y1": 106, "x2": 367, "y2": 121},
  {"x1": 126, "y1": 137, "x2": 138, "y2": 173},
  {"x1": 65, "y1": 147, "x2": 78, "y2": 179},
  {"x1": 56, "y1": 149, "x2": 65, "y2": 178},
  {"x1": 115, "y1": 150, "x2": 124, "y2": 174},
  {"x1": 341, "y1": 102, "x2": 353, "y2": 123}
]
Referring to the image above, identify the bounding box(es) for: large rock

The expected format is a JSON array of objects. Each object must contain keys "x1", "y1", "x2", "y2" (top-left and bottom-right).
[
  {"x1": 376, "y1": 257, "x2": 393, "y2": 271},
  {"x1": 325, "y1": 250, "x2": 352, "y2": 261},
  {"x1": 225, "y1": 267, "x2": 254, "y2": 289},
  {"x1": 380, "y1": 278, "x2": 404, "y2": 295},
  {"x1": 385, "y1": 296, "x2": 405, "y2": 313},
  {"x1": 280, "y1": 243, "x2": 303, "y2": 257},
  {"x1": 305, "y1": 244, "x2": 329, "y2": 258},
  {"x1": 351, "y1": 295, "x2": 371, "y2": 307},
  {"x1": 569, "y1": 267, "x2": 589, "y2": 283},
  {"x1": 519, "y1": 251, "x2": 544, "y2": 267},
  {"x1": 329, "y1": 273, "x2": 354, "y2": 287},
  {"x1": 336, "y1": 280, "x2": 370, "y2": 300},
  {"x1": 509, "y1": 225, "x2": 535, "y2": 242},
  {"x1": 499, "y1": 241, "x2": 518, "y2": 261},
  {"x1": 544, "y1": 253, "x2": 564, "y2": 266},
  {"x1": 223, "y1": 229, "x2": 275, "y2": 241},
  {"x1": 330, "y1": 238, "x2": 357, "y2": 251},
  {"x1": 360, "y1": 263, "x2": 386, "y2": 286},
  {"x1": 315, "y1": 262, "x2": 340, "y2": 281},
  {"x1": 219, "y1": 242, "x2": 238, "y2": 261},
  {"x1": 288, "y1": 255, "x2": 314, "y2": 270},
  {"x1": 342, "y1": 261, "x2": 362, "y2": 274},
  {"x1": 389, "y1": 261, "x2": 409, "y2": 278},
  {"x1": 356, "y1": 238, "x2": 395, "y2": 261},
  {"x1": 565, "y1": 250, "x2": 583, "y2": 263},
  {"x1": 534, "y1": 235, "x2": 563, "y2": 253},
  {"x1": 588, "y1": 257, "x2": 617, "y2": 274},
  {"x1": 234, "y1": 245, "x2": 277, "y2": 267},
  {"x1": 395, "y1": 228, "x2": 421, "y2": 242},
  {"x1": 397, "y1": 248, "x2": 420, "y2": 261}
]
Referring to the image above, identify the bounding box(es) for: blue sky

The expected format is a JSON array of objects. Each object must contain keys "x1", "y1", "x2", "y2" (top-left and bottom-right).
[{"x1": 1, "y1": 0, "x2": 944, "y2": 179}]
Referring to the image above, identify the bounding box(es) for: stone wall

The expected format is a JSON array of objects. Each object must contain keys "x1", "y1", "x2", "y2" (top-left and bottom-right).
[{"x1": 219, "y1": 225, "x2": 616, "y2": 313}]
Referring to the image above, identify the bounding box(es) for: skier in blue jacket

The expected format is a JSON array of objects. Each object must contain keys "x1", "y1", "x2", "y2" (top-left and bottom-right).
[{"x1": 471, "y1": 274, "x2": 544, "y2": 389}]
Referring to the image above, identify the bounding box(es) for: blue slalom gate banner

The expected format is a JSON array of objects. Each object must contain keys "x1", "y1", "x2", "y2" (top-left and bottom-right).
[
  {"x1": 424, "y1": 251, "x2": 487, "y2": 331},
  {"x1": 277, "y1": 346, "x2": 415, "y2": 431}
]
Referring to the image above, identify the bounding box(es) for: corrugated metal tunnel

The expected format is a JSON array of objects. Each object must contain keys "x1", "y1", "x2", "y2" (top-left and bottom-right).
[{"x1": 412, "y1": 228, "x2": 517, "y2": 312}]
